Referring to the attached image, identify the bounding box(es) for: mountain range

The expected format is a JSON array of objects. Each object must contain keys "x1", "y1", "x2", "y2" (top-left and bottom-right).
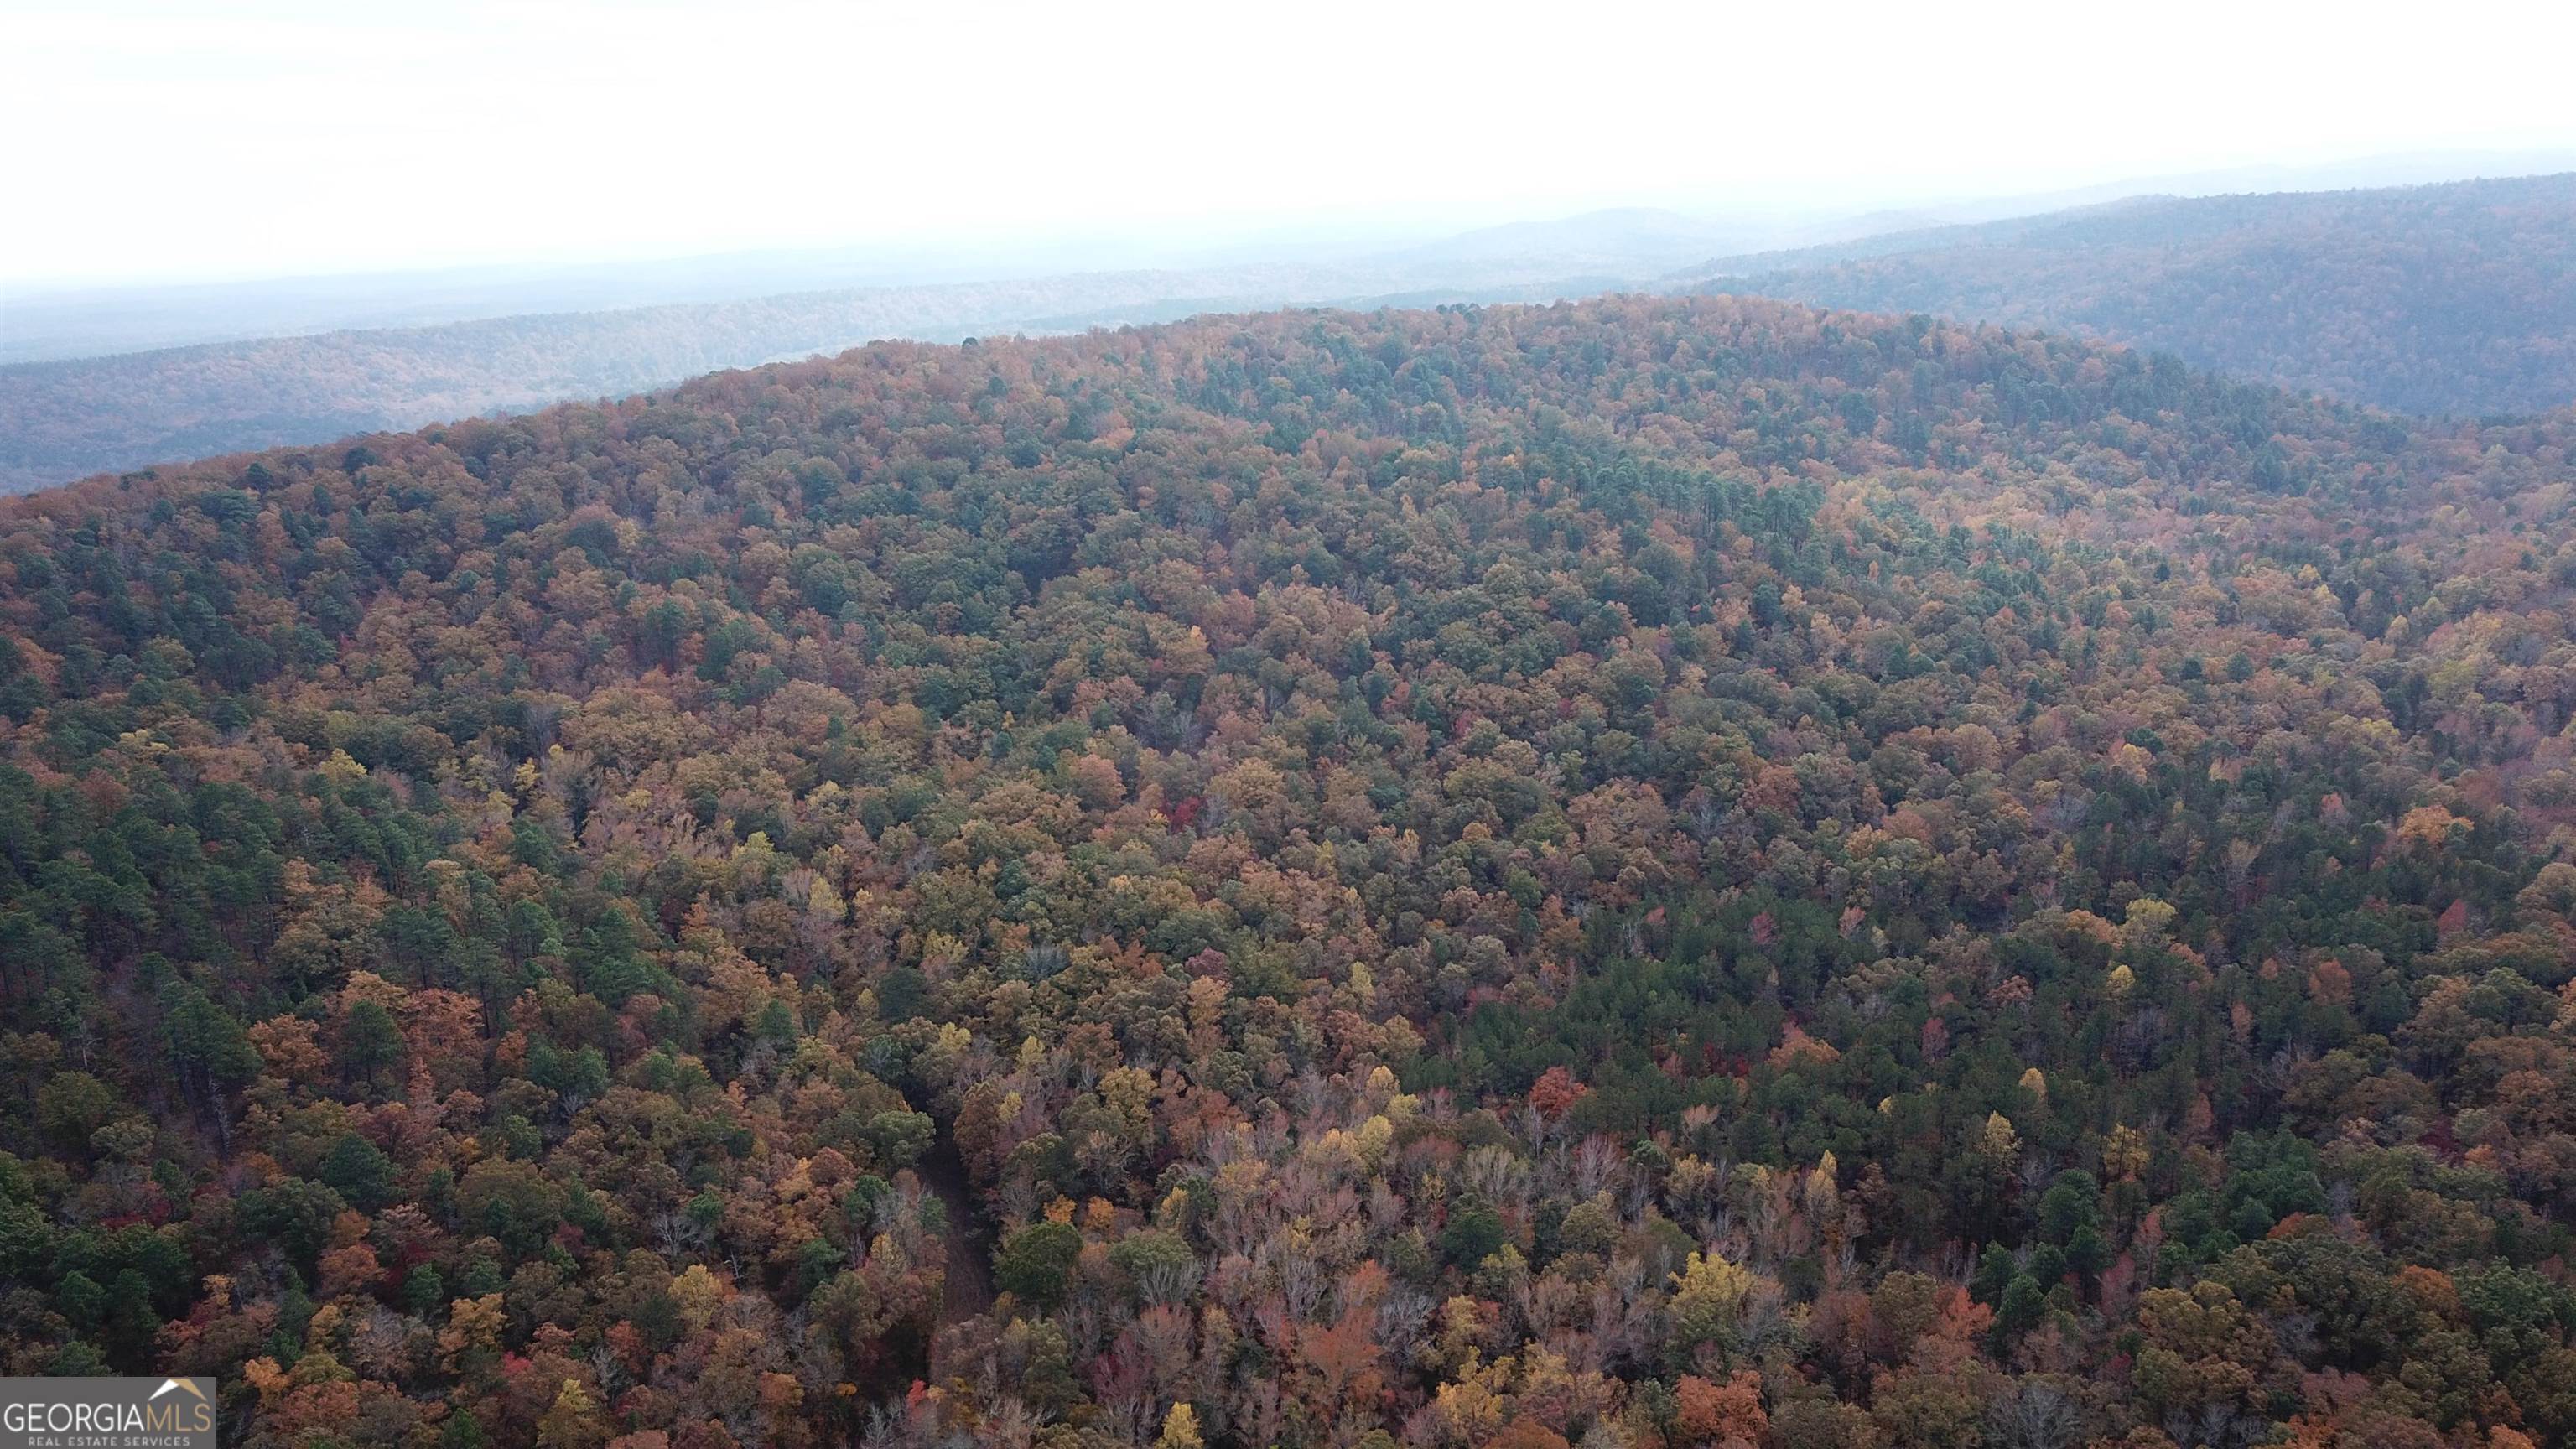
[
  {"x1": 11, "y1": 161, "x2": 2576, "y2": 496},
  {"x1": 1675, "y1": 172, "x2": 2576, "y2": 415}
]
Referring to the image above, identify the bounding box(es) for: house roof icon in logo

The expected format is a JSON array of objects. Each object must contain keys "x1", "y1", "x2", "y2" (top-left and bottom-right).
[{"x1": 149, "y1": 1379, "x2": 209, "y2": 1404}]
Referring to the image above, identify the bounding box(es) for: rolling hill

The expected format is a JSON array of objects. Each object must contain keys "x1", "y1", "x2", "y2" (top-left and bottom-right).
[
  {"x1": 1677, "y1": 172, "x2": 2576, "y2": 416},
  {"x1": 4, "y1": 295, "x2": 2576, "y2": 1445},
  {"x1": 0, "y1": 210, "x2": 1810, "y2": 497},
  {"x1": 17, "y1": 169, "x2": 2573, "y2": 500},
  {"x1": 0, "y1": 264, "x2": 1472, "y2": 496}
]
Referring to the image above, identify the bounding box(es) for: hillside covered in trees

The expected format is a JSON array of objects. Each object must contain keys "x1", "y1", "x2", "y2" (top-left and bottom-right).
[
  {"x1": 0, "y1": 267, "x2": 1389, "y2": 497},
  {"x1": 8, "y1": 295, "x2": 2576, "y2": 1448},
  {"x1": 0, "y1": 209, "x2": 1778, "y2": 497},
  {"x1": 1678, "y1": 173, "x2": 2576, "y2": 417}
]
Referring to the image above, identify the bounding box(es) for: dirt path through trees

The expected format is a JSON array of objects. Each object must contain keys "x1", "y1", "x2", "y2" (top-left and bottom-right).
[{"x1": 917, "y1": 1130, "x2": 992, "y2": 1378}]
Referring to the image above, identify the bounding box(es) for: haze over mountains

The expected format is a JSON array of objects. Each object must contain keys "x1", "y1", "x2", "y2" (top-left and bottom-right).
[
  {"x1": 1676, "y1": 172, "x2": 2576, "y2": 417},
  {"x1": 6, "y1": 210, "x2": 1845, "y2": 371},
  {"x1": 0, "y1": 214, "x2": 1805, "y2": 496},
  {"x1": 7, "y1": 152, "x2": 2574, "y2": 496},
  {"x1": 18, "y1": 146, "x2": 2566, "y2": 367}
]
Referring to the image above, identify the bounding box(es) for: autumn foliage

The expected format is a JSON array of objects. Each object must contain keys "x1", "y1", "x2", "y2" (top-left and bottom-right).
[{"x1": 3, "y1": 296, "x2": 2576, "y2": 1446}]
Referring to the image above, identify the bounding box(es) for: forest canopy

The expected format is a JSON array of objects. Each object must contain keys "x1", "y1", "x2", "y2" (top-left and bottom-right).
[{"x1": 4, "y1": 295, "x2": 2576, "y2": 1448}]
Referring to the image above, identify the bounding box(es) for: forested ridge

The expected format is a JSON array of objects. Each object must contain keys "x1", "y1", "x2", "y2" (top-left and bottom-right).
[
  {"x1": 1680, "y1": 173, "x2": 2576, "y2": 418},
  {"x1": 6, "y1": 295, "x2": 2576, "y2": 1449},
  {"x1": 0, "y1": 272, "x2": 1261, "y2": 497},
  {"x1": 0, "y1": 250, "x2": 1642, "y2": 498}
]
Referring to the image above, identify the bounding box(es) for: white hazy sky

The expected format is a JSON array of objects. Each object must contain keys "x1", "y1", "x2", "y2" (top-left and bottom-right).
[{"x1": 5, "y1": 0, "x2": 2575, "y2": 286}]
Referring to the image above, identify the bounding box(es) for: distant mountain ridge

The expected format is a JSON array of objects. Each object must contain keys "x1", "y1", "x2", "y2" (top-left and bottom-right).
[
  {"x1": 0, "y1": 213, "x2": 1846, "y2": 496},
  {"x1": 0, "y1": 209, "x2": 1797, "y2": 369},
  {"x1": 10, "y1": 164, "x2": 2576, "y2": 496},
  {"x1": 0, "y1": 262, "x2": 1603, "y2": 496},
  {"x1": 1675, "y1": 172, "x2": 2576, "y2": 416}
]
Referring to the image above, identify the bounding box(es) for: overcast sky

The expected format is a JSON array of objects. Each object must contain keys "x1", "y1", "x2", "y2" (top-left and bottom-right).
[{"x1": 6, "y1": 0, "x2": 2576, "y2": 287}]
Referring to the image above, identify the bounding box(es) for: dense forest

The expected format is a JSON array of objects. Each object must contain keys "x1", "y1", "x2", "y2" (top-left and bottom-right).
[
  {"x1": 1680, "y1": 173, "x2": 2576, "y2": 417},
  {"x1": 7, "y1": 295, "x2": 2576, "y2": 1449}
]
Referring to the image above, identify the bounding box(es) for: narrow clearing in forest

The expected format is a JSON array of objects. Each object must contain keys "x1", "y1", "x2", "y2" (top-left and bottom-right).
[{"x1": 916, "y1": 1130, "x2": 993, "y2": 1379}]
